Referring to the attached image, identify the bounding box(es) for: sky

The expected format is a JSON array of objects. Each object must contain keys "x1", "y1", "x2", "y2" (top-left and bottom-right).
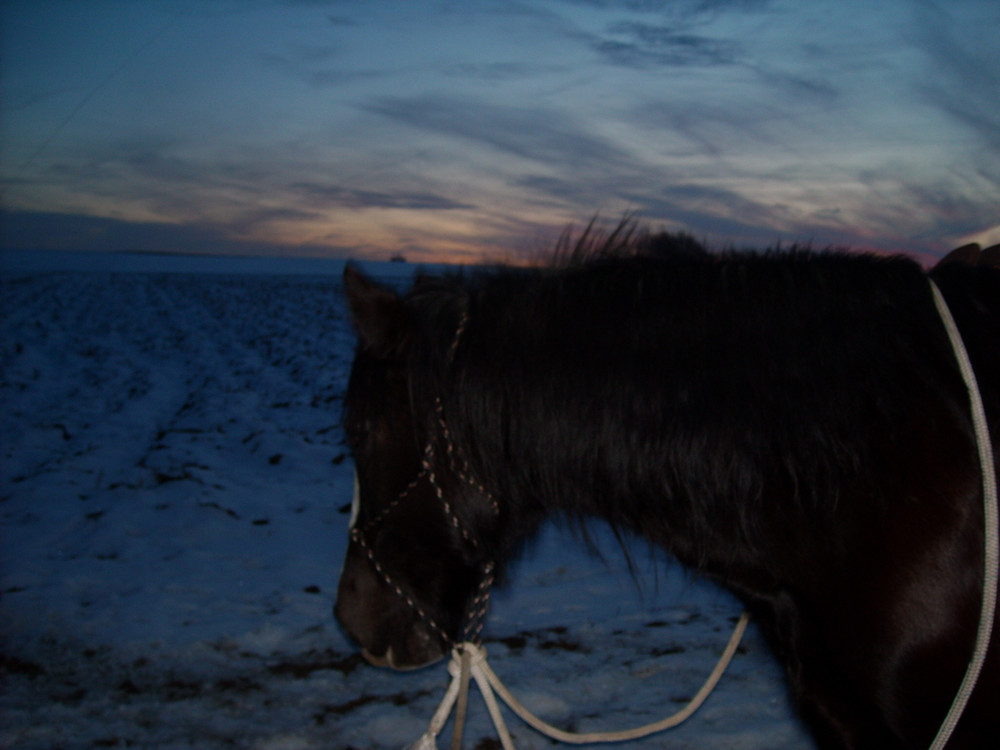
[{"x1": 1, "y1": 0, "x2": 998, "y2": 265}]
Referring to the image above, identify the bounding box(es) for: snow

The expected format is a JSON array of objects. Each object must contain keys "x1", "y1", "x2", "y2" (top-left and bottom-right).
[{"x1": 0, "y1": 251, "x2": 816, "y2": 749}]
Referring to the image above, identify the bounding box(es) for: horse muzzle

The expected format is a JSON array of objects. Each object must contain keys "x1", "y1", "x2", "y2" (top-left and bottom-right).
[
  {"x1": 335, "y1": 543, "x2": 449, "y2": 670},
  {"x1": 360, "y1": 638, "x2": 444, "y2": 671}
]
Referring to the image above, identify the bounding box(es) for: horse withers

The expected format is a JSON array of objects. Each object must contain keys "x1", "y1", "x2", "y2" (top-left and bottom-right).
[{"x1": 334, "y1": 234, "x2": 999, "y2": 749}]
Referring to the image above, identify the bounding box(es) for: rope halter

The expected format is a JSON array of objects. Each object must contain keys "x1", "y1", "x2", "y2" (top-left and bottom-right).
[{"x1": 350, "y1": 310, "x2": 500, "y2": 649}]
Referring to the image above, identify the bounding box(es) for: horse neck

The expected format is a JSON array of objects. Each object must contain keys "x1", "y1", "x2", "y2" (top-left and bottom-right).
[{"x1": 441, "y1": 263, "x2": 844, "y2": 583}]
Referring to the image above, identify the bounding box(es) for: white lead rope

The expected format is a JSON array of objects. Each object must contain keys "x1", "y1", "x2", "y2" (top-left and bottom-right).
[
  {"x1": 409, "y1": 612, "x2": 750, "y2": 750},
  {"x1": 928, "y1": 280, "x2": 998, "y2": 750}
]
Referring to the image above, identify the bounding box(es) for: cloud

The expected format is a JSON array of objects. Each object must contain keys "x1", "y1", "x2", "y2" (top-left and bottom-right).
[
  {"x1": 557, "y1": 0, "x2": 759, "y2": 12},
  {"x1": 0, "y1": 209, "x2": 354, "y2": 257},
  {"x1": 595, "y1": 22, "x2": 740, "y2": 68},
  {"x1": 440, "y1": 62, "x2": 569, "y2": 82},
  {"x1": 289, "y1": 182, "x2": 475, "y2": 211},
  {"x1": 852, "y1": 168, "x2": 1000, "y2": 249},
  {"x1": 325, "y1": 14, "x2": 358, "y2": 27},
  {"x1": 0, "y1": 209, "x2": 235, "y2": 254},
  {"x1": 623, "y1": 183, "x2": 791, "y2": 242},
  {"x1": 513, "y1": 174, "x2": 606, "y2": 210},
  {"x1": 28, "y1": 136, "x2": 308, "y2": 223},
  {"x1": 225, "y1": 206, "x2": 323, "y2": 237},
  {"x1": 557, "y1": 0, "x2": 771, "y2": 69},
  {"x1": 514, "y1": 170, "x2": 795, "y2": 246},
  {"x1": 366, "y1": 95, "x2": 628, "y2": 168},
  {"x1": 258, "y1": 50, "x2": 385, "y2": 89},
  {"x1": 907, "y1": 1, "x2": 1000, "y2": 153}
]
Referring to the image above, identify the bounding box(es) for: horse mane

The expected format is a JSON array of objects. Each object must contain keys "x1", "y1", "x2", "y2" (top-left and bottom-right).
[
  {"x1": 547, "y1": 217, "x2": 710, "y2": 267},
  {"x1": 396, "y1": 221, "x2": 984, "y2": 573},
  {"x1": 402, "y1": 216, "x2": 715, "y2": 358}
]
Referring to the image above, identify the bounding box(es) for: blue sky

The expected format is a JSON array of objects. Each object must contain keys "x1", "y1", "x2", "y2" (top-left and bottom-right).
[{"x1": 2, "y1": 0, "x2": 998, "y2": 264}]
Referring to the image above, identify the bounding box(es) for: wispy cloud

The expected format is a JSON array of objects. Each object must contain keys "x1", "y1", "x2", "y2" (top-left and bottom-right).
[
  {"x1": 907, "y1": 0, "x2": 1000, "y2": 153},
  {"x1": 289, "y1": 182, "x2": 475, "y2": 211},
  {"x1": 556, "y1": 0, "x2": 766, "y2": 13},
  {"x1": 258, "y1": 50, "x2": 386, "y2": 89},
  {"x1": 439, "y1": 62, "x2": 569, "y2": 82},
  {"x1": 595, "y1": 22, "x2": 740, "y2": 68},
  {"x1": 625, "y1": 183, "x2": 791, "y2": 242},
  {"x1": 366, "y1": 95, "x2": 628, "y2": 168},
  {"x1": 2, "y1": 0, "x2": 997, "y2": 260},
  {"x1": 0, "y1": 208, "x2": 352, "y2": 257}
]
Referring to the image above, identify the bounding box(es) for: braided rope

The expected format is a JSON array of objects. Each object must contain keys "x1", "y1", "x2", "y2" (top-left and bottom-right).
[
  {"x1": 350, "y1": 525, "x2": 452, "y2": 647},
  {"x1": 411, "y1": 613, "x2": 749, "y2": 750},
  {"x1": 928, "y1": 280, "x2": 998, "y2": 750},
  {"x1": 434, "y1": 396, "x2": 500, "y2": 516},
  {"x1": 351, "y1": 309, "x2": 497, "y2": 657}
]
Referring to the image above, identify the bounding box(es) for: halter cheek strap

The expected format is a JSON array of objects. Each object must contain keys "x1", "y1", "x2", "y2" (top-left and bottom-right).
[
  {"x1": 352, "y1": 310, "x2": 501, "y2": 649},
  {"x1": 350, "y1": 463, "x2": 453, "y2": 647},
  {"x1": 349, "y1": 436, "x2": 499, "y2": 650},
  {"x1": 422, "y1": 420, "x2": 499, "y2": 644}
]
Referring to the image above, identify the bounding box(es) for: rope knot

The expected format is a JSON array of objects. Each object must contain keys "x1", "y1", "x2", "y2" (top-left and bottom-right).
[{"x1": 447, "y1": 642, "x2": 488, "y2": 678}]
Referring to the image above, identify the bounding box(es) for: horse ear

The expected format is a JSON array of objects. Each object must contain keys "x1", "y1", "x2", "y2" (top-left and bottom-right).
[
  {"x1": 936, "y1": 243, "x2": 981, "y2": 267},
  {"x1": 343, "y1": 264, "x2": 411, "y2": 356},
  {"x1": 981, "y1": 244, "x2": 999, "y2": 269}
]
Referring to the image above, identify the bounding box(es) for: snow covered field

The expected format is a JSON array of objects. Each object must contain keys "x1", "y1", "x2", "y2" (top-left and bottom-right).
[{"x1": 1, "y1": 252, "x2": 815, "y2": 749}]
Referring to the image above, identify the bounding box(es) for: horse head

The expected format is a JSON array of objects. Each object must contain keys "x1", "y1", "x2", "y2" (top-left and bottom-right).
[{"x1": 334, "y1": 266, "x2": 496, "y2": 670}]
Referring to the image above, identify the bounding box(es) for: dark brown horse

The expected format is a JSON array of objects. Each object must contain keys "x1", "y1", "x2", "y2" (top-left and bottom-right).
[{"x1": 335, "y1": 232, "x2": 999, "y2": 749}]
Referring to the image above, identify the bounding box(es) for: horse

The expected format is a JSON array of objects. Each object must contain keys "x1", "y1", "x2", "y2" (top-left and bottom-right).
[{"x1": 334, "y1": 227, "x2": 999, "y2": 750}]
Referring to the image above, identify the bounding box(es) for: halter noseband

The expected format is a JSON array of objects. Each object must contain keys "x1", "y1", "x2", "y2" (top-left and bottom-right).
[{"x1": 350, "y1": 311, "x2": 500, "y2": 648}]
